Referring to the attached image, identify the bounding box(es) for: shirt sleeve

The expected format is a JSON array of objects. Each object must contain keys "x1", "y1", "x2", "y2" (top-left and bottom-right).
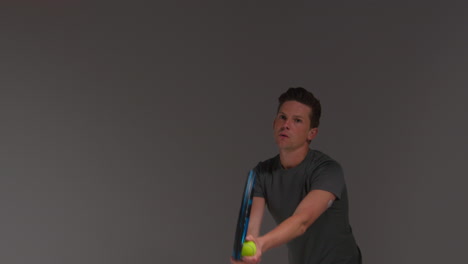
[
  {"x1": 306, "y1": 160, "x2": 345, "y2": 200},
  {"x1": 253, "y1": 163, "x2": 265, "y2": 198}
]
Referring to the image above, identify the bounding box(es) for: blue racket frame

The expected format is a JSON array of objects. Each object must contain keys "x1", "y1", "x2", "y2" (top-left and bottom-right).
[{"x1": 232, "y1": 170, "x2": 257, "y2": 260}]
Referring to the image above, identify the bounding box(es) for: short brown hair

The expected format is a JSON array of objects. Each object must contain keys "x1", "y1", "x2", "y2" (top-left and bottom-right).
[{"x1": 278, "y1": 87, "x2": 321, "y2": 128}]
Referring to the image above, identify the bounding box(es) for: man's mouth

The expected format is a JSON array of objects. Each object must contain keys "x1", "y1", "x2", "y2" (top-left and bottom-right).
[{"x1": 279, "y1": 133, "x2": 289, "y2": 138}]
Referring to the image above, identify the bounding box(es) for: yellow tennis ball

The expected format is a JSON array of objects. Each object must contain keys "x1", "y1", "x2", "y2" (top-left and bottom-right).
[{"x1": 241, "y1": 241, "x2": 257, "y2": 256}]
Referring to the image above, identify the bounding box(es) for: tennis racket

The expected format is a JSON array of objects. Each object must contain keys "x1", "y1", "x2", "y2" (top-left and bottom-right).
[{"x1": 232, "y1": 169, "x2": 257, "y2": 260}]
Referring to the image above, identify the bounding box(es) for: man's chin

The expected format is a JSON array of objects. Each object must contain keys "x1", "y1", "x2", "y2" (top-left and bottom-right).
[{"x1": 277, "y1": 143, "x2": 294, "y2": 151}]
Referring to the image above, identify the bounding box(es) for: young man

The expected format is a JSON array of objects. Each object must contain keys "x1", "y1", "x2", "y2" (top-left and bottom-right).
[{"x1": 231, "y1": 88, "x2": 361, "y2": 264}]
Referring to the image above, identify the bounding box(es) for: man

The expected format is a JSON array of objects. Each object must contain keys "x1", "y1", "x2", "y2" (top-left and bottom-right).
[{"x1": 231, "y1": 88, "x2": 361, "y2": 264}]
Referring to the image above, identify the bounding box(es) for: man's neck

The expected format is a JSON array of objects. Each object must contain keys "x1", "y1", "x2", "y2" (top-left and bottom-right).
[{"x1": 279, "y1": 146, "x2": 310, "y2": 169}]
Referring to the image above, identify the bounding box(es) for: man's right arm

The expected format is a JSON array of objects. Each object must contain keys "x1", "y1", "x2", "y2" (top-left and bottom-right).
[
  {"x1": 247, "y1": 197, "x2": 266, "y2": 237},
  {"x1": 231, "y1": 197, "x2": 265, "y2": 264}
]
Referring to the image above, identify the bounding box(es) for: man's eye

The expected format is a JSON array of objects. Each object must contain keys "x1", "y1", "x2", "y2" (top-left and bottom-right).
[
  {"x1": 279, "y1": 115, "x2": 286, "y2": 120},
  {"x1": 294, "y1": 119, "x2": 302, "y2": 123}
]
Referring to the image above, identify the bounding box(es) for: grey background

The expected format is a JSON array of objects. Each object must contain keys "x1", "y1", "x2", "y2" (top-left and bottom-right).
[{"x1": 1, "y1": 1, "x2": 467, "y2": 264}]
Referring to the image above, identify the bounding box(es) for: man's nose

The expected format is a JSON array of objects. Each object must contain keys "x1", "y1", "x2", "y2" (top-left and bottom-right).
[{"x1": 282, "y1": 119, "x2": 290, "y2": 129}]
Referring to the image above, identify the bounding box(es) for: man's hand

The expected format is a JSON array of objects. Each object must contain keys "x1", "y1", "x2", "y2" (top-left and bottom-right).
[{"x1": 230, "y1": 235, "x2": 263, "y2": 264}]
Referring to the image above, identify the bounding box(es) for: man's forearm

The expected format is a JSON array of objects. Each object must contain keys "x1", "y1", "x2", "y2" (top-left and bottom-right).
[
  {"x1": 257, "y1": 190, "x2": 335, "y2": 253},
  {"x1": 247, "y1": 197, "x2": 266, "y2": 237},
  {"x1": 257, "y1": 214, "x2": 308, "y2": 252}
]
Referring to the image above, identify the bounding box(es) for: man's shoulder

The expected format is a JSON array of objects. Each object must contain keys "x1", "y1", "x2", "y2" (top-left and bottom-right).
[
  {"x1": 254, "y1": 154, "x2": 279, "y2": 173},
  {"x1": 308, "y1": 149, "x2": 342, "y2": 169}
]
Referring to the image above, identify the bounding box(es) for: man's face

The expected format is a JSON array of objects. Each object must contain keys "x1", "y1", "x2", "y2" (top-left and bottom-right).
[{"x1": 273, "y1": 100, "x2": 317, "y2": 151}]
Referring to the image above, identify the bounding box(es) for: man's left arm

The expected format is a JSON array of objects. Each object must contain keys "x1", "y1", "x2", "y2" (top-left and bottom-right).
[{"x1": 256, "y1": 189, "x2": 335, "y2": 253}]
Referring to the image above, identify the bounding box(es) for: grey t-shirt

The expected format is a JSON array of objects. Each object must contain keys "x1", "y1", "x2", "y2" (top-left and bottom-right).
[{"x1": 253, "y1": 149, "x2": 361, "y2": 264}]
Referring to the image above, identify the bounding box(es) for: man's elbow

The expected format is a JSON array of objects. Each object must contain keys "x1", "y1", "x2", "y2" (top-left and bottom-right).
[
  {"x1": 296, "y1": 216, "x2": 313, "y2": 235},
  {"x1": 297, "y1": 223, "x2": 308, "y2": 235}
]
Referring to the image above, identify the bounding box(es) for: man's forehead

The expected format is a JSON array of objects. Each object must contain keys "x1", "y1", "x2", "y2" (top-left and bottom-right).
[{"x1": 278, "y1": 101, "x2": 312, "y2": 116}]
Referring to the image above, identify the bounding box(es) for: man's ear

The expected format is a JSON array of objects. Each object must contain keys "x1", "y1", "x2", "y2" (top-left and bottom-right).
[{"x1": 308, "y1": 127, "x2": 318, "y2": 141}]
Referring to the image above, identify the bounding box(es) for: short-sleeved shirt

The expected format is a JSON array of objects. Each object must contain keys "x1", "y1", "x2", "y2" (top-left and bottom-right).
[{"x1": 253, "y1": 149, "x2": 361, "y2": 264}]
